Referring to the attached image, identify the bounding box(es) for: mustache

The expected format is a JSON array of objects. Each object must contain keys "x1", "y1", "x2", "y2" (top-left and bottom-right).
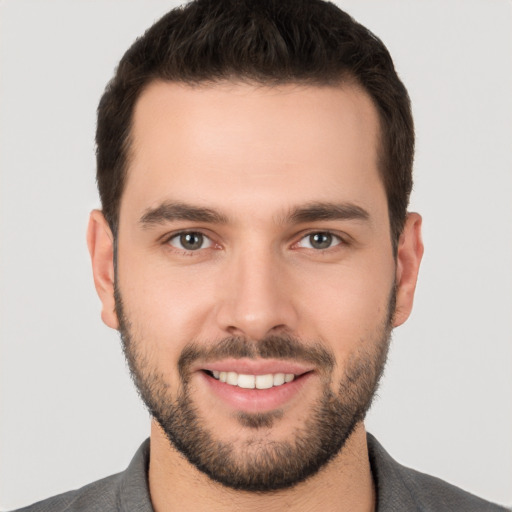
[{"x1": 178, "y1": 334, "x2": 335, "y2": 378}]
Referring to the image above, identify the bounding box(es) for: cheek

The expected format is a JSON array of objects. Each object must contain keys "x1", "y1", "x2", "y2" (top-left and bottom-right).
[
  {"x1": 293, "y1": 259, "x2": 395, "y2": 349},
  {"x1": 118, "y1": 253, "x2": 221, "y2": 345}
]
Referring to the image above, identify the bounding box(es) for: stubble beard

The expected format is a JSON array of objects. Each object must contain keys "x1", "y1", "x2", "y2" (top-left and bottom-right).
[{"x1": 115, "y1": 284, "x2": 395, "y2": 492}]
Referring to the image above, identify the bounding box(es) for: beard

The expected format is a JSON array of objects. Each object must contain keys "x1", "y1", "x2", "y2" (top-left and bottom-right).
[{"x1": 115, "y1": 284, "x2": 395, "y2": 492}]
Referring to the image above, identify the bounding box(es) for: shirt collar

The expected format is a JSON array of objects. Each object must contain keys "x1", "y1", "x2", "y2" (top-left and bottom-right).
[{"x1": 118, "y1": 434, "x2": 417, "y2": 512}]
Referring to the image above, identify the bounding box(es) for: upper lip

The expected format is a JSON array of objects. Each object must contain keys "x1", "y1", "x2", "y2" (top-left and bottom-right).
[{"x1": 192, "y1": 358, "x2": 315, "y2": 376}]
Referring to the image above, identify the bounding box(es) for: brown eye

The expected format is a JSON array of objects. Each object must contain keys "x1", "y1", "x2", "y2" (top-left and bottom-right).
[
  {"x1": 298, "y1": 232, "x2": 341, "y2": 250},
  {"x1": 169, "y1": 232, "x2": 211, "y2": 251}
]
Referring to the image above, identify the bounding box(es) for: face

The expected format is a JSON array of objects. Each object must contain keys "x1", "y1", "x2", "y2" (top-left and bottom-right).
[{"x1": 89, "y1": 81, "x2": 422, "y2": 491}]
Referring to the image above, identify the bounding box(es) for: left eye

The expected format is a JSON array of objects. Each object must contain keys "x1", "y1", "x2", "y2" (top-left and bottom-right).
[
  {"x1": 168, "y1": 232, "x2": 213, "y2": 251},
  {"x1": 297, "y1": 232, "x2": 342, "y2": 250}
]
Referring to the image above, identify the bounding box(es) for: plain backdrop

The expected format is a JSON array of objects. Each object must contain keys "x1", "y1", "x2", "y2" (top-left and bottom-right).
[{"x1": 1, "y1": 0, "x2": 511, "y2": 509}]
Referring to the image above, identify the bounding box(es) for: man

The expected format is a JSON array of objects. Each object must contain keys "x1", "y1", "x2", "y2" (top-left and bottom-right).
[{"x1": 10, "y1": 0, "x2": 509, "y2": 511}]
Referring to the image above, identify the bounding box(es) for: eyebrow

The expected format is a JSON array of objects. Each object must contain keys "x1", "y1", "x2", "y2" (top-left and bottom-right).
[
  {"x1": 285, "y1": 202, "x2": 370, "y2": 224},
  {"x1": 139, "y1": 200, "x2": 370, "y2": 228},
  {"x1": 140, "y1": 201, "x2": 229, "y2": 227}
]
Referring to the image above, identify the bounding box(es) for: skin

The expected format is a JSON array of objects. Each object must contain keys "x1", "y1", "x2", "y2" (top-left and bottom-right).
[{"x1": 87, "y1": 81, "x2": 423, "y2": 511}]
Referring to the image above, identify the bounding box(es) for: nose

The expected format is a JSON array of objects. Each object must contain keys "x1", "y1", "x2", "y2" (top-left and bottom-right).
[{"x1": 215, "y1": 246, "x2": 299, "y2": 340}]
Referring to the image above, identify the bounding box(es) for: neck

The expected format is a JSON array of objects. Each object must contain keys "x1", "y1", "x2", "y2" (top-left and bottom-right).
[{"x1": 148, "y1": 420, "x2": 375, "y2": 512}]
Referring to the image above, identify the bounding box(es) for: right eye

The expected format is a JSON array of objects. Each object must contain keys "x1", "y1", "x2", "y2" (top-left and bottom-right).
[{"x1": 167, "y1": 232, "x2": 213, "y2": 251}]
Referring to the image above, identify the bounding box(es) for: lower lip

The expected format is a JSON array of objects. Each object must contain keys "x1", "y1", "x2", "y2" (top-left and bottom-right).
[{"x1": 198, "y1": 371, "x2": 313, "y2": 413}]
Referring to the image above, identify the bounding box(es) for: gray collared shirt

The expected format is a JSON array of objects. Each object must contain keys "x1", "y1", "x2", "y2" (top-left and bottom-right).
[{"x1": 12, "y1": 434, "x2": 508, "y2": 511}]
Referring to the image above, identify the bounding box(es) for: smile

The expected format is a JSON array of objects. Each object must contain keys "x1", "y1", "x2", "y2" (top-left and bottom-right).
[
  {"x1": 209, "y1": 370, "x2": 296, "y2": 389},
  {"x1": 198, "y1": 363, "x2": 314, "y2": 412}
]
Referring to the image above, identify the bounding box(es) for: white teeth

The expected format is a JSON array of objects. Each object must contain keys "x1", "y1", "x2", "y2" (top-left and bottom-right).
[
  {"x1": 255, "y1": 374, "x2": 273, "y2": 389},
  {"x1": 238, "y1": 374, "x2": 256, "y2": 389},
  {"x1": 273, "y1": 373, "x2": 285, "y2": 386},
  {"x1": 226, "y1": 371, "x2": 238, "y2": 385},
  {"x1": 210, "y1": 370, "x2": 297, "y2": 388}
]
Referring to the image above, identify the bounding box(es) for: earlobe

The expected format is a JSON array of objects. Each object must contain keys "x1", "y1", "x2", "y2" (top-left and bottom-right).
[
  {"x1": 393, "y1": 213, "x2": 424, "y2": 327},
  {"x1": 86, "y1": 210, "x2": 119, "y2": 330}
]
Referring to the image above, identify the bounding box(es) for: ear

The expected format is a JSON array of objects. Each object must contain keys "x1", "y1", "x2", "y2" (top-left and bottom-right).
[
  {"x1": 86, "y1": 210, "x2": 119, "y2": 330},
  {"x1": 393, "y1": 212, "x2": 424, "y2": 327}
]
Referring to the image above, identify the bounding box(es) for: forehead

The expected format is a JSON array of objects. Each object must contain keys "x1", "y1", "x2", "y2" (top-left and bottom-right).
[{"x1": 121, "y1": 80, "x2": 384, "y2": 224}]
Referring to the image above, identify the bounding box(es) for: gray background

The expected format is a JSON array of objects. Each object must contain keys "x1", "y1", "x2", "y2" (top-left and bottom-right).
[{"x1": 1, "y1": 0, "x2": 511, "y2": 509}]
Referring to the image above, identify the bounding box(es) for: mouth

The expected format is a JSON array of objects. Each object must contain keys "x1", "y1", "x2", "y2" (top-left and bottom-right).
[
  {"x1": 195, "y1": 360, "x2": 315, "y2": 413},
  {"x1": 205, "y1": 370, "x2": 297, "y2": 389}
]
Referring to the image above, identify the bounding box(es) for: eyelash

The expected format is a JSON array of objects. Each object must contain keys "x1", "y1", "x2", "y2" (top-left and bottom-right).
[
  {"x1": 163, "y1": 229, "x2": 347, "y2": 254},
  {"x1": 294, "y1": 231, "x2": 344, "y2": 251},
  {"x1": 165, "y1": 231, "x2": 214, "y2": 253}
]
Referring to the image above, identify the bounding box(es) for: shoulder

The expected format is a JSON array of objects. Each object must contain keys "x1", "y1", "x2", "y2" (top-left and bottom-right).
[
  {"x1": 10, "y1": 472, "x2": 124, "y2": 512},
  {"x1": 367, "y1": 433, "x2": 509, "y2": 512},
  {"x1": 389, "y1": 462, "x2": 508, "y2": 511},
  {"x1": 9, "y1": 439, "x2": 152, "y2": 512}
]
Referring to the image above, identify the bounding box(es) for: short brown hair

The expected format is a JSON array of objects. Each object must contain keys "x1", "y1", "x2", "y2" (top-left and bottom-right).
[{"x1": 96, "y1": 0, "x2": 414, "y2": 249}]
